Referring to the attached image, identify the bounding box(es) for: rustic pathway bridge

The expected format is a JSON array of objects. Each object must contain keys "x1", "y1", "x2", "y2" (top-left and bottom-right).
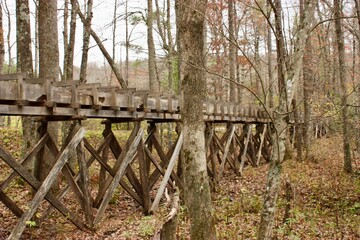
[{"x1": 0, "y1": 73, "x2": 272, "y2": 239}]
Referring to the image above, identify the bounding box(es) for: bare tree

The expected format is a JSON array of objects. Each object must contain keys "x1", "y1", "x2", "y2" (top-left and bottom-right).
[
  {"x1": 79, "y1": 0, "x2": 93, "y2": 83},
  {"x1": 148, "y1": 0, "x2": 159, "y2": 91},
  {"x1": 75, "y1": 0, "x2": 127, "y2": 87},
  {"x1": 228, "y1": 0, "x2": 236, "y2": 102},
  {"x1": 334, "y1": 0, "x2": 352, "y2": 173},
  {"x1": 258, "y1": 0, "x2": 314, "y2": 238}
]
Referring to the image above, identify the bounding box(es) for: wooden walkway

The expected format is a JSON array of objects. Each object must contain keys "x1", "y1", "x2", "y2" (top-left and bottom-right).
[{"x1": 0, "y1": 73, "x2": 272, "y2": 239}]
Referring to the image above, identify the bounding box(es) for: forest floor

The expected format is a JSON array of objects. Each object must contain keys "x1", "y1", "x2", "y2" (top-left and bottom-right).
[{"x1": 0, "y1": 128, "x2": 359, "y2": 240}]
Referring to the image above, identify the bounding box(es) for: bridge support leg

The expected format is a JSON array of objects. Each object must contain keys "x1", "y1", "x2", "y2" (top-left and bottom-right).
[{"x1": 6, "y1": 122, "x2": 86, "y2": 239}]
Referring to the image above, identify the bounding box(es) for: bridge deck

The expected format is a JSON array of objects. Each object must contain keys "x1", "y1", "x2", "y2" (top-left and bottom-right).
[{"x1": 0, "y1": 73, "x2": 270, "y2": 123}]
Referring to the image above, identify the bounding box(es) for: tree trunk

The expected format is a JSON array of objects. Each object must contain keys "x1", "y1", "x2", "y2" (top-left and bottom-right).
[
  {"x1": 334, "y1": 0, "x2": 352, "y2": 173},
  {"x1": 62, "y1": 0, "x2": 69, "y2": 81},
  {"x1": 302, "y1": 15, "x2": 314, "y2": 160},
  {"x1": 65, "y1": 0, "x2": 77, "y2": 80},
  {"x1": 0, "y1": 3, "x2": 4, "y2": 126},
  {"x1": 147, "y1": 0, "x2": 158, "y2": 91},
  {"x1": 125, "y1": 0, "x2": 129, "y2": 85},
  {"x1": 228, "y1": 0, "x2": 236, "y2": 102},
  {"x1": 16, "y1": 0, "x2": 37, "y2": 167},
  {"x1": 0, "y1": 3, "x2": 4, "y2": 73},
  {"x1": 267, "y1": 1, "x2": 273, "y2": 108},
  {"x1": 258, "y1": 1, "x2": 314, "y2": 238},
  {"x1": 36, "y1": 0, "x2": 59, "y2": 181},
  {"x1": 177, "y1": 0, "x2": 217, "y2": 239},
  {"x1": 79, "y1": 0, "x2": 93, "y2": 83},
  {"x1": 354, "y1": 0, "x2": 360, "y2": 153},
  {"x1": 303, "y1": 38, "x2": 314, "y2": 159}
]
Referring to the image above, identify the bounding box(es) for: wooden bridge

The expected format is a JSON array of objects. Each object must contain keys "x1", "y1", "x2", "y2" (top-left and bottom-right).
[{"x1": 0, "y1": 73, "x2": 272, "y2": 239}]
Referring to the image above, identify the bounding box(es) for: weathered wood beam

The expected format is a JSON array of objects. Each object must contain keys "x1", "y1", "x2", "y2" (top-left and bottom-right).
[
  {"x1": 150, "y1": 131, "x2": 183, "y2": 213},
  {"x1": 239, "y1": 125, "x2": 252, "y2": 176},
  {"x1": 6, "y1": 126, "x2": 86, "y2": 239},
  {"x1": 93, "y1": 128, "x2": 144, "y2": 225}
]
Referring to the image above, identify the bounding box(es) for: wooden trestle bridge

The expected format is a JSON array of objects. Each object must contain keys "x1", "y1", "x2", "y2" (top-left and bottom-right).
[{"x1": 0, "y1": 73, "x2": 272, "y2": 239}]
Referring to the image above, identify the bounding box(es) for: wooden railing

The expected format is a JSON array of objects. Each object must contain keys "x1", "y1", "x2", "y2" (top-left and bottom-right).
[{"x1": 0, "y1": 73, "x2": 271, "y2": 123}]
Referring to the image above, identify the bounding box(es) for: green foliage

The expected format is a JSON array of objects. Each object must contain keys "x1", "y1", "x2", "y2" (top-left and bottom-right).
[
  {"x1": 2, "y1": 61, "x2": 17, "y2": 74},
  {"x1": 138, "y1": 216, "x2": 156, "y2": 237},
  {"x1": 25, "y1": 221, "x2": 37, "y2": 228},
  {"x1": 241, "y1": 194, "x2": 262, "y2": 214}
]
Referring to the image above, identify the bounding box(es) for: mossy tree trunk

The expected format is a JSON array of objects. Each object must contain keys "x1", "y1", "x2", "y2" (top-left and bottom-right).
[
  {"x1": 177, "y1": 0, "x2": 217, "y2": 239},
  {"x1": 258, "y1": 0, "x2": 314, "y2": 239}
]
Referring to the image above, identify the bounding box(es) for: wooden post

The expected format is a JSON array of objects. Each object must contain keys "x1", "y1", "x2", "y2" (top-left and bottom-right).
[
  {"x1": 219, "y1": 123, "x2": 235, "y2": 179},
  {"x1": 138, "y1": 138, "x2": 151, "y2": 214},
  {"x1": 150, "y1": 132, "x2": 183, "y2": 213},
  {"x1": 77, "y1": 135, "x2": 94, "y2": 228},
  {"x1": 239, "y1": 124, "x2": 252, "y2": 176},
  {"x1": 256, "y1": 124, "x2": 267, "y2": 166}
]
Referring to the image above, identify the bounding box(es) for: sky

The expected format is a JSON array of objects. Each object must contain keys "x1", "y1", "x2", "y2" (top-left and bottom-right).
[{"x1": 2, "y1": 0, "x2": 160, "y2": 69}]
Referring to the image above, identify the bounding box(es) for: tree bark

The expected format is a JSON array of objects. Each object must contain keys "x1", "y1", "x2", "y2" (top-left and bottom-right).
[
  {"x1": 64, "y1": 0, "x2": 77, "y2": 80},
  {"x1": 228, "y1": 0, "x2": 236, "y2": 102},
  {"x1": 147, "y1": 0, "x2": 159, "y2": 91},
  {"x1": 354, "y1": 0, "x2": 360, "y2": 154},
  {"x1": 0, "y1": 3, "x2": 4, "y2": 73},
  {"x1": 0, "y1": 3, "x2": 4, "y2": 126},
  {"x1": 334, "y1": 0, "x2": 352, "y2": 173},
  {"x1": 258, "y1": 1, "x2": 314, "y2": 239},
  {"x1": 266, "y1": 0, "x2": 273, "y2": 108},
  {"x1": 79, "y1": 0, "x2": 93, "y2": 83},
  {"x1": 16, "y1": 0, "x2": 38, "y2": 167},
  {"x1": 177, "y1": 0, "x2": 217, "y2": 239},
  {"x1": 36, "y1": 0, "x2": 59, "y2": 181}
]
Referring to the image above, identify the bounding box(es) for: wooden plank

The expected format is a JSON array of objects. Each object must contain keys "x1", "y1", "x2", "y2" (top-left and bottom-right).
[
  {"x1": 77, "y1": 139, "x2": 94, "y2": 228},
  {"x1": 41, "y1": 132, "x2": 116, "y2": 220},
  {"x1": 138, "y1": 139, "x2": 150, "y2": 213},
  {"x1": 239, "y1": 124, "x2": 252, "y2": 175},
  {"x1": 93, "y1": 128, "x2": 144, "y2": 225},
  {"x1": 150, "y1": 131, "x2": 183, "y2": 213},
  {"x1": 218, "y1": 124, "x2": 236, "y2": 179},
  {"x1": 0, "y1": 191, "x2": 23, "y2": 218},
  {"x1": 148, "y1": 134, "x2": 180, "y2": 190},
  {"x1": 0, "y1": 73, "x2": 27, "y2": 81},
  {"x1": 256, "y1": 124, "x2": 267, "y2": 166},
  {"x1": 52, "y1": 80, "x2": 80, "y2": 87}
]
